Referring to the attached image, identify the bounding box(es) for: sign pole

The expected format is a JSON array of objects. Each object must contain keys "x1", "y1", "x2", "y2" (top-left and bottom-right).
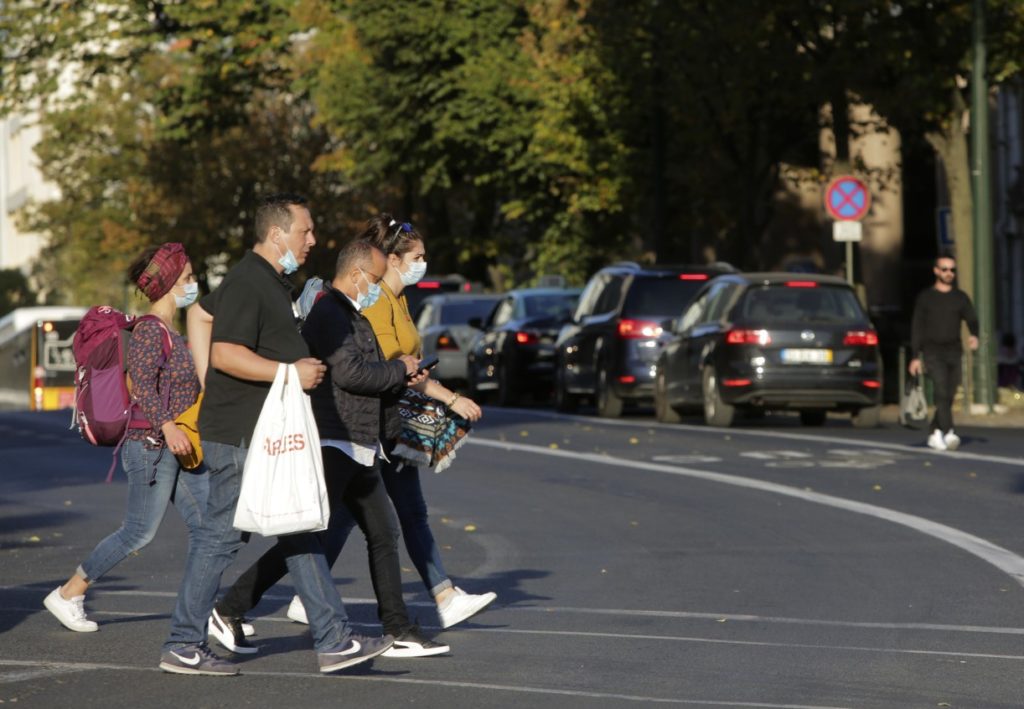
[{"x1": 845, "y1": 242, "x2": 854, "y2": 285}]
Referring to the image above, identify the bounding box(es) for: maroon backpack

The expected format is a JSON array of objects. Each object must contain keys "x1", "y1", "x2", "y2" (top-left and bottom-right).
[{"x1": 71, "y1": 306, "x2": 172, "y2": 480}]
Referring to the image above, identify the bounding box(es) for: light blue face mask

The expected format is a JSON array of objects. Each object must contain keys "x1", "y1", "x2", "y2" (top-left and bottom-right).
[
  {"x1": 357, "y1": 269, "x2": 382, "y2": 309},
  {"x1": 174, "y1": 282, "x2": 199, "y2": 309},
  {"x1": 275, "y1": 239, "x2": 300, "y2": 275},
  {"x1": 399, "y1": 260, "x2": 428, "y2": 287}
]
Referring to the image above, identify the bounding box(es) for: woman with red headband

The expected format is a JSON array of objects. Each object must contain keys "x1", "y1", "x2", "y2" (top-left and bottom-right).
[{"x1": 44, "y1": 243, "x2": 206, "y2": 632}]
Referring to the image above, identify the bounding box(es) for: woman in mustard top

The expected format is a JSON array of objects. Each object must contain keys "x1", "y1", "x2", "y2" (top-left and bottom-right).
[{"x1": 355, "y1": 215, "x2": 496, "y2": 628}]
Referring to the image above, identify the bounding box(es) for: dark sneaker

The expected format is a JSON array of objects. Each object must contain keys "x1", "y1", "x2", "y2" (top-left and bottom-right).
[
  {"x1": 318, "y1": 634, "x2": 394, "y2": 674},
  {"x1": 382, "y1": 625, "x2": 450, "y2": 658},
  {"x1": 159, "y1": 643, "x2": 239, "y2": 676},
  {"x1": 208, "y1": 608, "x2": 258, "y2": 654}
]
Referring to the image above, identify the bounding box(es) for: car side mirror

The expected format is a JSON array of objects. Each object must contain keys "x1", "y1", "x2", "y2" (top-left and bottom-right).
[{"x1": 468, "y1": 317, "x2": 483, "y2": 330}]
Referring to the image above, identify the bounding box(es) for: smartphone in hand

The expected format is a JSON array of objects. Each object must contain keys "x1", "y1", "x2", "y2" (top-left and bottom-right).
[{"x1": 416, "y1": 354, "x2": 440, "y2": 372}]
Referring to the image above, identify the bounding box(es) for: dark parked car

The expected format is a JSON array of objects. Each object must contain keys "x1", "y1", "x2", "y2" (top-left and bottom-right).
[
  {"x1": 466, "y1": 287, "x2": 582, "y2": 405},
  {"x1": 654, "y1": 273, "x2": 883, "y2": 428},
  {"x1": 554, "y1": 261, "x2": 735, "y2": 416},
  {"x1": 416, "y1": 293, "x2": 503, "y2": 387}
]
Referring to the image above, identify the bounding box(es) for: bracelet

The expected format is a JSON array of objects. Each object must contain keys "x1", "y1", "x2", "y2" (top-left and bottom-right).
[{"x1": 447, "y1": 392, "x2": 460, "y2": 407}]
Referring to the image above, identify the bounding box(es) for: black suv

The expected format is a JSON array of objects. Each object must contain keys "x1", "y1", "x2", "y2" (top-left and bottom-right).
[
  {"x1": 553, "y1": 262, "x2": 734, "y2": 416},
  {"x1": 654, "y1": 273, "x2": 883, "y2": 427}
]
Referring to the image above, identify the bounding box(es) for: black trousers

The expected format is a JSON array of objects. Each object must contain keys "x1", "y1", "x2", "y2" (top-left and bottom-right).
[
  {"x1": 217, "y1": 446, "x2": 410, "y2": 636},
  {"x1": 923, "y1": 348, "x2": 962, "y2": 434}
]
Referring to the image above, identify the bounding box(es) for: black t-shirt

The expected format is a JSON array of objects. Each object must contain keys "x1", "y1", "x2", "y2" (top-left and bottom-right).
[
  {"x1": 197, "y1": 251, "x2": 308, "y2": 446},
  {"x1": 910, "y1": 286, "x2": 979, "y2": 355}
]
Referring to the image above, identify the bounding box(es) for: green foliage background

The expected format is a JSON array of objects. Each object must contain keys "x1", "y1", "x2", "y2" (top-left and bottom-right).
[{"x1": 2, "y1": 0, "x2": 1022, "y2": 306}]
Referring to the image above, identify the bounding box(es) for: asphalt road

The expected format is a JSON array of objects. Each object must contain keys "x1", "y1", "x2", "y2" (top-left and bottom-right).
[{"x1": 1, "y1": 406, "x2": 1022, "y2": 708}]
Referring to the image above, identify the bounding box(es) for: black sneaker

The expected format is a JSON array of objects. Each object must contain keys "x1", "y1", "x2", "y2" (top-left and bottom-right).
[
  {"x1": 381, "y1": 625, "x2": 450, "y2": 658},
  {"x1": 317, "y1": 634, "x2": 394, "y2": 674},
  {"x1": 208, "y1": 608, "x2": 259, "y2": 654},
  {"x1": 159, "y1": 643, "x2": 239, "y2": 676}
]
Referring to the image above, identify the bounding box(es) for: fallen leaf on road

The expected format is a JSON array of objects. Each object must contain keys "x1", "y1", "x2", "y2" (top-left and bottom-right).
[
  {"x1": 968, "y1": 472, "x2": 977, "y2": 478},
  {"x1": 600, "y1": 568, "x2": 607, "y2": 574},
  {"x1": 872, "y1": 484, "x2": 882, "y2": 491},
  {"x1": 923, "y1": 461, "x2": 932, "y2": 467},
  {"x1": 520, "y1": 430, "x2": 529, "y2": 437},
  {"x1": 64, "y1": 501, "x2": 72, "y2": 506},
  {"x1": 441, "y1": 516, "x2": 451, "y2": 523},
  {"x1": 27, "y1": 536, "x2": 40, "y2": 543},
  {"x1": 629, "y1": 521, "x2": 638, "y2": 527},
  {"x1": 549, "y1": 443, "x2": 559, "y2": 449},
  {"x1": 464, "y1": 524, "x2": 477, "y2": 532},
  {"x1": 717, "y1": 618, "x2": 727, "y2": 623},
  {"x1": 629, "y1": 437, "x2": 639, "y2": 444}
]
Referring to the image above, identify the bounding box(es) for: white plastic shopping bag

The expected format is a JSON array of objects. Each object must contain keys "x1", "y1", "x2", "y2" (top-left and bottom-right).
[{"x1": 233, "y1": 363, "x2": 329, "y2": 536}]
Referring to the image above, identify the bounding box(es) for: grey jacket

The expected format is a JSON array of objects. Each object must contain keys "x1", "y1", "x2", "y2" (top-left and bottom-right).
[{"x1": 301, "y1": 284, "x2": 407, "y2": 446}]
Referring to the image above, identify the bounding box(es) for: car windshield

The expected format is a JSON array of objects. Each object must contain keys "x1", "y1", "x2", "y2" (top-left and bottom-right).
[
  {"x1": 439, "y1": 299, "x2": 500, "y2": 324},
  {"x1": 621, "y1": 276, "x2": 706, "y2": 318},
  {"x1": 523, "y1": 293, "x2": 579, "y2": 318},
  {"x1": 736, "y1": 285, "x2": 865, "y2": 324}
]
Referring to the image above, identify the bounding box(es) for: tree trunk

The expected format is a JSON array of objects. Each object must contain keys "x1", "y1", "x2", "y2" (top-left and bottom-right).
[{"x1": 925, "y1": 90, "x2": 974, "y2": 302}]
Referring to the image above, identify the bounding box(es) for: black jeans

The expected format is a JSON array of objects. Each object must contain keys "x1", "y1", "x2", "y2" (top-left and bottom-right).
[
  {"x1": 923, "y1": 348, "x2": 962, "y2": 434},
  {"x1": 217, "y1": 446, "x2": 410, "y2": 636}
]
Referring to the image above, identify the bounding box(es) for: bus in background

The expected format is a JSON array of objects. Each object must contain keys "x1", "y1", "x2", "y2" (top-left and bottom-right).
[{"x1": 0, "y1": 306, "x2": 88, "y2": 411}]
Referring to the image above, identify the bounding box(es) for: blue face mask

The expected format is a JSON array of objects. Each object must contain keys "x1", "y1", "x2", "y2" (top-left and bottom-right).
[
  {"x1": 275, "y1": 239, "x2": 300, "y2": 275},
  {"x1": 357, "y1": 269, "x2": 382, "y2": 309},
  {"x1": 399, "y1": 260, "x2": 427, "y2": 287},
  {"x1": 174, "y1": 282, "x2": 199, "y2": 309}
]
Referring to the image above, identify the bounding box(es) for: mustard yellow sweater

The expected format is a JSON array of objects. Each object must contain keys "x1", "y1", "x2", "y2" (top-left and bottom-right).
[{"x1": 363, "y1": 281, "x2": 421, "y2": 360}]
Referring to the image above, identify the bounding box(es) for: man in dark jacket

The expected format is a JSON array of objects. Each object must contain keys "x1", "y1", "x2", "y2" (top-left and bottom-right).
[
  {"x1": 908, "y1": 252, "x2": 979, "y2": 451},
  {"x1": 209, "y1": 240, "x2": 448, "y2": 659}
]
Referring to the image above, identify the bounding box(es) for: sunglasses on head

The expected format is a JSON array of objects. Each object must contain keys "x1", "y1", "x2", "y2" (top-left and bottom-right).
[{"x1": 386, "y1": 220, "x2": 414, "y2": 252}]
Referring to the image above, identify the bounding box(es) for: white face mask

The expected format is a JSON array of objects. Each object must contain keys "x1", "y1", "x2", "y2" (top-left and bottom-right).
[
  {"x1": 174, "y1": 282, "x2": 199, "y2": 309},
  {"x1": 399, "y1": 260, "x2": 428, "y2": 287}
]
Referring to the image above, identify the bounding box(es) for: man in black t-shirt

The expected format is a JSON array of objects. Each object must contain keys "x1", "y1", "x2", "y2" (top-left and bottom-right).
[
  {"x1": 159, "y1": 194, "x2": 394, "y2": 676},
  {"x1": 908, "y1": 252, "x2": 979, "y2": 451}
]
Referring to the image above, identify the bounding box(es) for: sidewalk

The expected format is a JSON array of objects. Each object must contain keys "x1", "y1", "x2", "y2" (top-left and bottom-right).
[{"x1": 881, "y1": 387, "x2": 1024, "y2": 428}]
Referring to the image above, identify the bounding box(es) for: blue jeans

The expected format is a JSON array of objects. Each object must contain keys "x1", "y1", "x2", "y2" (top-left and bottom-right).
[
  {"x1": 79, "y1": 439, "x2": 207, "y2": 582},
  {"x1": 331, "y1": 458, "x2": 453, "y2": 597},
  {"x1": 164, "y1": 440, "x2": 353, "y2": 653}
]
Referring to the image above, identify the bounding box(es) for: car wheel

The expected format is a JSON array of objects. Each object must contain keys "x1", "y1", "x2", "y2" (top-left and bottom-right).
[
  {"x1": 654, "y1": 370, "x2": 682, "y2": 423},
  {"x1": 799, "y1": 410, "x2": 827, "y2": 426},
  {"x1": 496, "y1": 360, "x2": 519, "y2": 407},
  {"x1": 596, "y1": 364, "x2": 623, "y2": 418},
  {"x1": 554, "y1": 364, "x2": 579, "y2": 413},
  {"x1": 852, "y1": 405, "x2": 881, "y2": 428},
  {"x1": 702, "y1": 366, "x2": 735, "y2": 427}
]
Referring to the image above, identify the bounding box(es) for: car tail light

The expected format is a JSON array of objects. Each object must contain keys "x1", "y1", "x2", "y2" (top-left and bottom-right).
[
  {"x1": 726, "y1": 329, "x2": 771, "y2": 345},
  {"x1": 462, "y1": 282, "x2": 472, "y2": 292},
  {"x1": 862, "y1": 379, "x2": 881, "y2": 389},
  {"x1": 417, "y1": 281, "x2": 441, "y2": 289},
  {"x1": 617, "y1": 319, "x2": 663, "y2": 339},
  {"x1": 515, "y1": 331, "x2": 540, "y2": 345},
  {"x1": 436, "y1": 332, "x2": 459, "y2": 351},
  {"x1": 722, "y1": 378, "x2": 752, "y2": 387},
  {"x1": 618, "y1": 375, "x2": 636, "y2": 384},
  {"x1": 785, "y1": 281, "x2": 818, "y2": 288},
  {"x1": 678, "y1": 273, "x2": 709, "y2": 281},
  {"x1": 843, "y1": 330, "x2": 879, "y2": 346}
]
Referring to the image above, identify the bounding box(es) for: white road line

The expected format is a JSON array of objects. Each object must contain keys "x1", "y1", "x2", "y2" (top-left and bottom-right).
[
  {"x1": 0, "y1": 659, "x2": 849, "y2": 708},
  {"x1": 6, "y1": 598, "x2": 1024, "y2": 636},
  {"x1": 503, "y1": 408, "x2": 1024, "y2": 466},
  {"x1": 469, "y1": 438, "x2": 1024, "y2": 588},
  {"x1": 0, "y1": 665, "x2": 85, "y2": 683}
]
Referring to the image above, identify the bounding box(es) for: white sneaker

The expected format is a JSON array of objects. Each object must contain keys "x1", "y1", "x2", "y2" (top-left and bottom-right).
[
  {"x1": 286, "y1": 595, "x2": 308, "y2": 625},
  {"x1": 943, "y1": 429, "x2": 961, "y2": 451},
  {"x1": 43, "y1": 587, "x2": 98, "y2": 632},
  {"x1": 927, "y1": 429, "x2": 948, "y2": 451},
  {"x1": 437, "y1": 587, "x2": 497, "y2": 629}
]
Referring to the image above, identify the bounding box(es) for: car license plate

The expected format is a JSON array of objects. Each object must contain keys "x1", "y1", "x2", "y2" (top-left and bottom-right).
[{"x1": 781, "y1": 348, "x2": 833, "y2": 364}]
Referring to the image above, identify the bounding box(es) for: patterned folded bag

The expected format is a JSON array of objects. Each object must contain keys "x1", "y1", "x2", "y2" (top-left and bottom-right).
[{"x1": 391, "y1": 388, "x2": 471, "y2": 472}]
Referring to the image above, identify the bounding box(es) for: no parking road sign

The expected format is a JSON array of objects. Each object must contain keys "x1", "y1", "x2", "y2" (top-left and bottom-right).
[{"x1": 824, "y1": 175, "x2": 871, "y2": 221}]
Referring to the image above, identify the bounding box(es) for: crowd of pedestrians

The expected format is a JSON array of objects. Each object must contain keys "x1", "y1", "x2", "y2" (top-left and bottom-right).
[{"x1": 44, "y1": 194, "x2": 495, "y2": 675}]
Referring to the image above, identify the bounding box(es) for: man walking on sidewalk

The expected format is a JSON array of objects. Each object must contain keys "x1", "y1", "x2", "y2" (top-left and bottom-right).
[{"x1": 908, "y1": 252, "x2": 979, "y2": 451}]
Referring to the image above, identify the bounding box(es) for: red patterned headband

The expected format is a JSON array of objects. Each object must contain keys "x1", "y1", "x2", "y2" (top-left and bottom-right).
[{"x1": 137, "y1": 242, "x2": 188, "y2": 302}]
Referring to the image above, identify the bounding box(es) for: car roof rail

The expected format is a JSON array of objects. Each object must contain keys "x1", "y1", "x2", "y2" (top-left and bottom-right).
[{"x1": 608, "y1": 261, "x2": 641, "y2": 270}]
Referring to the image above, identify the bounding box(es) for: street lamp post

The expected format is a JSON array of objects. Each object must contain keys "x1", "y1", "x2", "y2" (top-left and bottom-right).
[{"x1": 971, "y1": 0, "x2": 996, "y2": 411}]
